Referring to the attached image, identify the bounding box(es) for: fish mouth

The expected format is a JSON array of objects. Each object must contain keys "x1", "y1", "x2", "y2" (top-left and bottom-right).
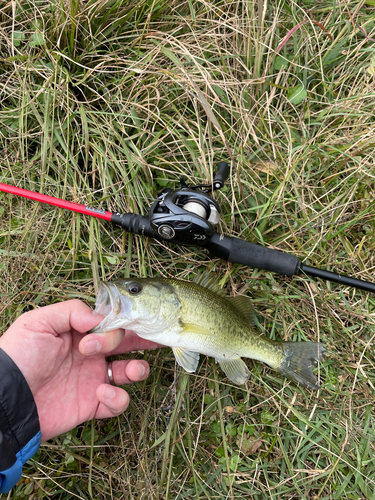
[{"x1": 89, "y1": 282, "x2": 132, "y2": 333}]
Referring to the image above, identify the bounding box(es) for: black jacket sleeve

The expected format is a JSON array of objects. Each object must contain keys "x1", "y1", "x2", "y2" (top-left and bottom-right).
[{"x1": 0, "y1": 348, "x2": 41, "y2": 493}]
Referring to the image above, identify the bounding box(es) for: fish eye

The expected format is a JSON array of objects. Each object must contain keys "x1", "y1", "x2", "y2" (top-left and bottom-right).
[{"x1": 127, "y1": 282, "x2": 143, "y2": 295}]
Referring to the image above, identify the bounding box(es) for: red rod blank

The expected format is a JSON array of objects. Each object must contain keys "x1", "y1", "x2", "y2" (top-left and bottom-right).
[{"x1": 0, "y1": 183, "x2": 113, "y2": 221}]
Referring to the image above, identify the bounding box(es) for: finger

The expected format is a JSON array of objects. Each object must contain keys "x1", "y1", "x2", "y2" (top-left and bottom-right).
[
  {"x1": 79, "y1": 329, "x2": 125, "y2": 356},
  {"x1": 16, "y1": 299, "x2": 104, "y2": 336},
  {"x1": 109, "y1": 329, "x2": 165, "y2": 356},
  {"x1": 95, "y1": 384, "x2": 130, "y2": 419},
  {"x1": 109, "y1": 359, "x2": 150, "y2": 385}
]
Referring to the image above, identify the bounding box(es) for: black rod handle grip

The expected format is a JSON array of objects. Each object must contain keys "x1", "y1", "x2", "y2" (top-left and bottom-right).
[{"x1": 206, "y1": 233, "x2": 301, "y2": 276}]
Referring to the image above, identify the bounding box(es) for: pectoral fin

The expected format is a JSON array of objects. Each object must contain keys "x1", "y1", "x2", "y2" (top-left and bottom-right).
[
  {"x1": 182, "y1": 323, "x2": 211, "y2": 336},
  {"x1": 218, "y1": 357, "x2": 250, "y2": 385},
  {"x1": 173, "y1": 347, "x2": 200, "y2": 373}
]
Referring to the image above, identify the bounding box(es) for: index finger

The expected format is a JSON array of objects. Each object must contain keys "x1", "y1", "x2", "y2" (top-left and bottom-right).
[
  {"x1": 109, "y1": 330, "x2": 164, "y2": 355},
  {"x1": 80, "y1": 329, "x2": 163, "y2": 356},
  {"x1": 16, "y1": 299, "x2": 103, "y2": 335}
]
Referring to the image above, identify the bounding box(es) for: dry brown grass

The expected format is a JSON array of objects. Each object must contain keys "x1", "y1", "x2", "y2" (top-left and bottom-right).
[{"x1": 1, "y1": 0, "x2": 375, "y2": 498}]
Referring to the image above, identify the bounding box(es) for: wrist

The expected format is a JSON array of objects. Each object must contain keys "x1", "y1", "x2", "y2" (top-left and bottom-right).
[{"x1": 0, "y1": 348, "x2": 41, "y2": 493}]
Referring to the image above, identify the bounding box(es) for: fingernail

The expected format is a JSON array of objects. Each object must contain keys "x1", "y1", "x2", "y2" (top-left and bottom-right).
[
  {"x1": 138, "y1": 362, "x2": 146, "y2": 377},
  {"x1": 82, "y1": 339, "x2": 101, "y2": 355},
  {"x1": 103, "y1": 386, "x2": 115, "y2": 400}
]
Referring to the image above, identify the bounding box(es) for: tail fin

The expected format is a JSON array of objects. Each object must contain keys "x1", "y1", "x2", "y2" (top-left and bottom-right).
[{"x1": 277, "y1": 342, "x2": 325, "y2": 390}]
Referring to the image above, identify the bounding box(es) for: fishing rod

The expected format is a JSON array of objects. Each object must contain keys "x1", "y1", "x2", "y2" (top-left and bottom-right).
[{"x1": 1, "y1": 162, "x2": 374, "y2": 293}]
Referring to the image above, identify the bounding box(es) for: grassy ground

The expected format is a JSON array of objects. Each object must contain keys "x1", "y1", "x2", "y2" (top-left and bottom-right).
[{"x1": 1, "y1": 0, "x2": 375, "y2": 498}]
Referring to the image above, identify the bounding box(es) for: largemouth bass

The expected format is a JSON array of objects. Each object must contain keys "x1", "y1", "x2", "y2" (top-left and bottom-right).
[{"x1": 90, "y1": 274, "x2": 325, "y2": 389}]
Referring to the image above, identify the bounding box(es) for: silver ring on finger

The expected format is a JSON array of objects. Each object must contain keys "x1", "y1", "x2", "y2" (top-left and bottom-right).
[{"x1": 107, "y1": 361, "x2": 114, "y2": 385}]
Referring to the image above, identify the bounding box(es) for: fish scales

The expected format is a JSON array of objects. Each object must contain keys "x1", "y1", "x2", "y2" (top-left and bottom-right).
[
  {"x1": 163, "y1": 278, "x2": 283, "y2": 366},
  {"x1": 89, "y1": 276, "x2": 325, "y2": 389}
]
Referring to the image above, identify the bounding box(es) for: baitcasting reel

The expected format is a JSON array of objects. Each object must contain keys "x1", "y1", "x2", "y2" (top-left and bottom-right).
[{"x1": 148, "y1": 162, "x2": 229, "y2": 245}]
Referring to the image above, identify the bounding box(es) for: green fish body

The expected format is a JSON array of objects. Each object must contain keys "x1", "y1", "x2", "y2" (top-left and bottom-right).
[{"x1": 90, "y1": 275, "x2": 325, "y2": 389}]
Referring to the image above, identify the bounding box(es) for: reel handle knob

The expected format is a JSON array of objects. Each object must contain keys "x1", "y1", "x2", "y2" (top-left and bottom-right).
[{"x1": 213, "y1": 162, "x2": 230, "y2": 190}]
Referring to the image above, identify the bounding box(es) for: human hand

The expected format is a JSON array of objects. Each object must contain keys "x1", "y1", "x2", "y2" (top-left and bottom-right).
[{"x1": 0, "y1": 300, "x2": 161, "y2": 441}]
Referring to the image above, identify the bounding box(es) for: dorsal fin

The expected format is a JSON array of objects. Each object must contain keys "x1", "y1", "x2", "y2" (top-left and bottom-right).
[
  {"x1": 193, "y1": 272, "x2": 227, "y2": 297},
  {"x1": 226, "y1": 296, "x2": 257, "y2": 325}
]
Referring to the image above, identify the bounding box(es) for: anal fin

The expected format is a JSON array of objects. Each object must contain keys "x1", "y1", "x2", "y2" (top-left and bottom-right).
[
  {"x1": 218, "y1": 357, "x2": 250, "y2": 385},
  {"x1": 173, "y1": 347, "x2": 200, "y2": 373}
]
